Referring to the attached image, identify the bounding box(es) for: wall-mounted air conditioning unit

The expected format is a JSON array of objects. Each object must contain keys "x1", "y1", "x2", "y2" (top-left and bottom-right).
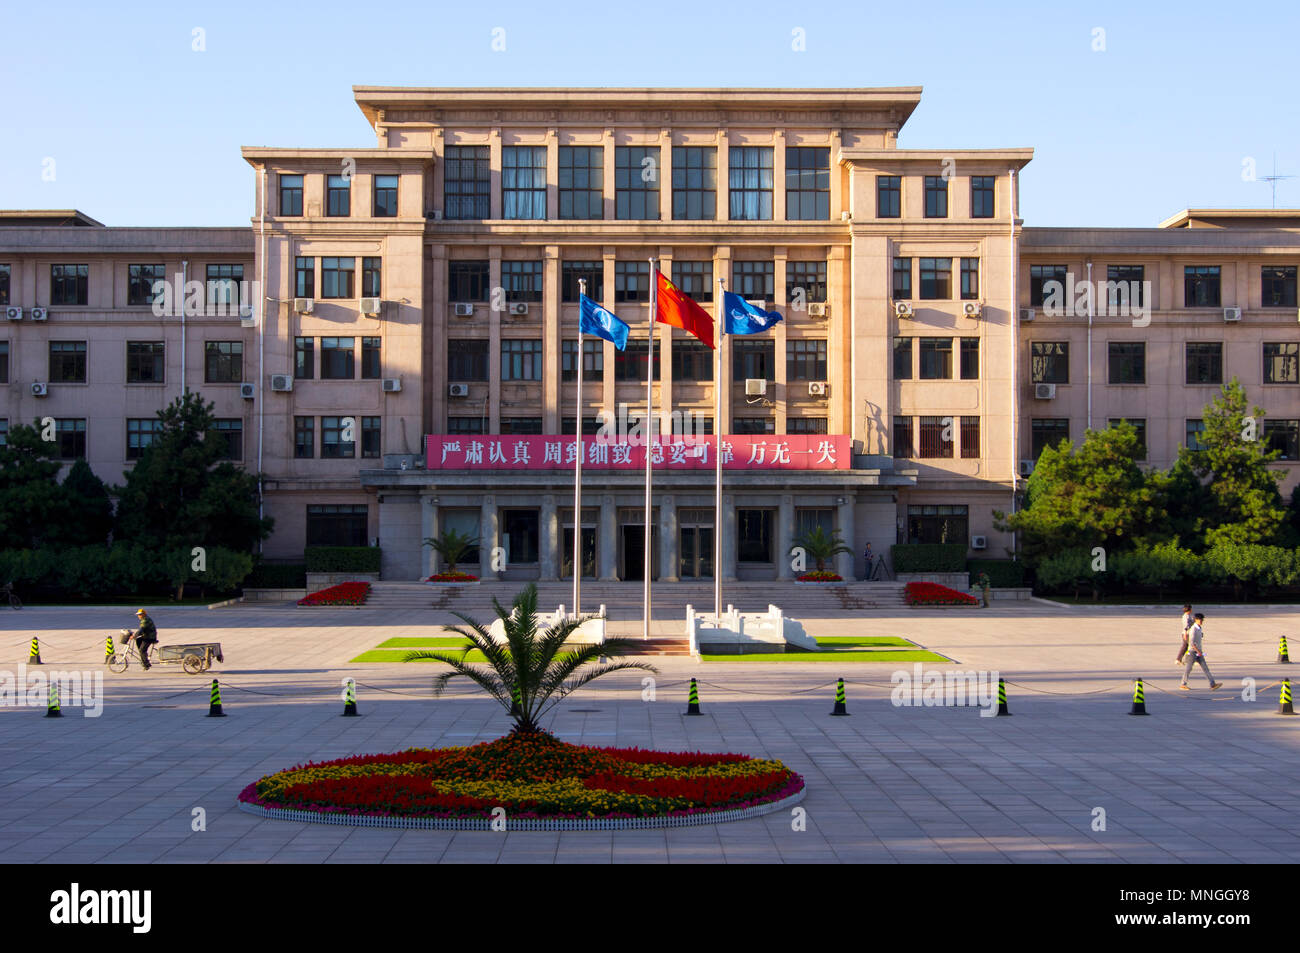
[
  {"x1": 239, "y1": 382, "x2": 256, "y2": 400},
  {"x1": 448, "y1": 383, "x2": 470, "y2": 398},
  {"x1": 971, "y1": 535, "x2": 988, "y2": 550},
  {"x1": 453, "y1": 303, "x2": 475, "y2": 317},
  {"x1": 744, "y1": 378, "x2": 767, "y2": 397},
  {"x1": 270, "y1": 374, "x2": 293, "y2": 392},
  {"x1": 1223, "y1": 307, "x2": 1242, "y2": 323},
  {"x1": 963, "y1": 302, "x2": 983, "y2": 318},
  {"x1": 360, "y1": 297, "x2": 382, "y2": 316},
  {"x1": 508, "y1": 302, "x2": 530, "y2": 316},
  {"x1": 1018, "y1": 459, "x2": 1036, "y2": 477},
  {"x1": 29, "y1": 307, "x2": 47, "y2": 322},
  {"x1": 1034, "y1": 383, "x2": 1057, "y2": 400},
  {"x1": 428, "y1": 209, "x2": 443, "y2": 221},
  {"x1": 381, "y1": 378, "x2": 401, "y2": 393},
  {"x1": 894, "y1": 301, "x2": 913, "y2": 319},
  {"x1": 31, "y1": 382, "x2": 48, "y2": 397},
  {"x1": 1019, "y1": 308, "x2": 1035, "y2": 323},
  {"x1": 808, "y1": 381, "x2": 828, "y2": 397},
  {"x1": 807, "y1": 302, "x2": 828, "y2": 317},
  {"x1": 5, "y1": 307, "x2": 21, "y2": 321},
  {"x1": 294, "y1": 298, "x2": 314, "y2": 314}
]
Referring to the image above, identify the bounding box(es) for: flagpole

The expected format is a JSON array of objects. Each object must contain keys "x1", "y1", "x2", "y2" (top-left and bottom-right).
[
  {"x1": 715, "y1": 277, "x2": 724, "y2": 620},
  {"x1": 643, "y1": 259, "x2": 657, "y2": 641},
  {"x1": 573, "y1": 280, "x2": 586, "y2": 619}
]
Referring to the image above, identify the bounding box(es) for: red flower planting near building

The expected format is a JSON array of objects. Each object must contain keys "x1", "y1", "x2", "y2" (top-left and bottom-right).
[
  {"x1": 904, "y1": 581, "x2": 979, "y2": 606},
  {"x1": 797, "y1": 571, "x2": 843, "y2": 582},
  {"x1": 426, "y1": 571, "x2": 478, "y2": 582},
  {"x1": 298, "y1": 582, "x2": 371, "y2": 606}
]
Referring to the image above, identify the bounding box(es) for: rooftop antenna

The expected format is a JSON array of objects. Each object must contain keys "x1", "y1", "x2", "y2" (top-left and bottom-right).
[{"x1": 1260, "y1": 153, "x2": 1294, "y2": 208}]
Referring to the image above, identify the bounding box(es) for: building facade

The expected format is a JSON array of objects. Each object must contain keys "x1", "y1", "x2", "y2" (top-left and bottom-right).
[{"x1": 1, "y1": 87, "x2": 1296, "y2": 582}]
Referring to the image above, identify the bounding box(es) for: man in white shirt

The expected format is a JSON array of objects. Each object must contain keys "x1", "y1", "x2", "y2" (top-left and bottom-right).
[
  {"x1": 1176, "y1": 604, "x2": 1192, "y2": 666},
  {"x1": 1181, "y1": 613, "x2": 1222, "y2": 690}
]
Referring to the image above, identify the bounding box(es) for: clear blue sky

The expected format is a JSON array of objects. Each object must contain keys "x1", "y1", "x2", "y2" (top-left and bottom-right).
[{"x1": 3, "y1": 0, "x2": 1297, "y2": 228}]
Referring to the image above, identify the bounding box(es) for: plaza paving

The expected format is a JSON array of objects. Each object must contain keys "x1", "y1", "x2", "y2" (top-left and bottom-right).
[{"x1": 1, "y1": 596, "x2": 1297, "y2": 863}]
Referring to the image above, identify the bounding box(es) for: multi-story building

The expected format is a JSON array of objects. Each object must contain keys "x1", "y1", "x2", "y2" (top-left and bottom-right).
[{"x1": 1, "y1": 87, "x2": 1296, "y2": 583}]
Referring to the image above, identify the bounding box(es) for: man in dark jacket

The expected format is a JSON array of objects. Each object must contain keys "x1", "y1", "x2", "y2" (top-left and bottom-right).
[{"x1": 132, "y1": 609, "x2": 158, "y2": 670}]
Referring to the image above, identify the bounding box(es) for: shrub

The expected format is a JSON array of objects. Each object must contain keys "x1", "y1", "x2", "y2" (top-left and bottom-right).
[
  {"x1": 1034, "y1": 547, "x2": 1106, "y2": 598},
  {"x1": 891, "y1": 543, "x2": 967, "y2": 573},
  {"x1": 245, "y1": 562, "x2": 307, "y2": 589},
  {"x1": 967, "y1": 558, "x2": 1024, "y2": 588},
  {"x1": 305, "y1": 546, "x2": 382, "y2": 573}
]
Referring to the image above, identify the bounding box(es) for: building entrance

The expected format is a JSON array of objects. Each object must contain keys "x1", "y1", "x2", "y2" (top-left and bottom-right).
[{"x1": 678, "y1": 507, "x2": 715, "y2": 579}]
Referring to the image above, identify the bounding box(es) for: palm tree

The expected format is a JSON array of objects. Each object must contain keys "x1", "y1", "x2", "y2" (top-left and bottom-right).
[
  {"x1": 790, "y1": 525, "x2": 853, "y2": 573},
  {"x1": 405, "y1": 583, "x2": 657, "y2": 734},
  {"x1": 423, "y1": 528, "x2": 479, "y2": 575}
]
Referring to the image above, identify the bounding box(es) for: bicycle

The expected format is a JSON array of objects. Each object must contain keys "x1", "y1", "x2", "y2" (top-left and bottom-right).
[{"x1": 3, "y1": 581, "x2": 21, "y2": 610}]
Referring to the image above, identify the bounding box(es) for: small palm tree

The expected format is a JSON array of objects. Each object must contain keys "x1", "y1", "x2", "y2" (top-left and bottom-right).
[
  {"x1": 405, "y1": 583, "x2": 657, "y2": 734},
  {"x1": 790, "y1": 525, "x2": 853, "y2": 573},
  {"x1": 423, "y1": 528, "x2": 479, "y2": 575}
]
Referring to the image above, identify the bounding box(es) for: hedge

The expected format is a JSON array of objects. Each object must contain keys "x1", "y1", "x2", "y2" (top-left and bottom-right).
[
  {"x1": 0, "y1": 544, "x2": 252, "y2": 601},
  {"x1": 304, "y1": 546, "x2": 382, "y2": 573},
  {"x1": 967, "y1": 559, "x2": 1026, "y2": 589},
  {"x1": 891, "y1": 543, "x2": 967, "y2": 573},
  {"x1": 245, "y1": 562, "x2": 307, "y2": 589}
]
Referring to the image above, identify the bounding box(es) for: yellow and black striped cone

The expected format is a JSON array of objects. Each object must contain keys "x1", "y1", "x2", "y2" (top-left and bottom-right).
[
  {"x1": 342, "y1": 678, "x2": 358, "y2": 717},
  {"x1": 685, "y1": 678, "x2": 702, "y2": 716},
  {"x1": 105, "y1": 633, "x2": 115, "y2": 663},
  {"x1": 509, "y1": 683, "x2": 521, "y2": 716},
  {"x1": 1129, "y1": 677, "x2": 1148, "y2": 716},
  {"x1": 46, "y1": 683, "x2": 61, "y2": 718},
  {"x1": 207, "y1": 678, "x2": 226, "y2": 717},
  {"x1": 1279, "y1": 635, "x2": 1291, "y2": 664},
  {"x1": 996, "y1": 677, "x2": 1011, "y2": 716},
  {"x1": 831, "y1": 678, "x2": 849, "y2": 716},
  {"x1": 28, "y1": 636, "x2": 42, "y2": 665},
  {"x1": 1279, "y1": 679, "x2": 1295, "y2": 716}
]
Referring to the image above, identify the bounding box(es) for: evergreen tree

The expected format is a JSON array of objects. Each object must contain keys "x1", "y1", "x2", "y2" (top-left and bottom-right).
[
  {"x1": 55, "y1": 458, "x2": 114, "y2": 547},
  {"x1": 0, "y1": 423, "x2": 70, "y2": 549}
]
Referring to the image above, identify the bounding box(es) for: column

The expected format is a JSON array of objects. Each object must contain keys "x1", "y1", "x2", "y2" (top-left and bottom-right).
[
  {"x1": 659, "y1": 495, "x2": 679, "y2": 582},
  {"x1": 721, "y1": 493, "x2": 737, "y2": 582},
  {"x1": 774, "y1": 246, "x2": 788, "y2": 433},
  {"x1": 479, "y1": 495, "x2": 498, "y2": 578},
  {"x1": 777, "y1": 494, "x2": 794, "y2": 580},
  {"x1": 599, "y1": 495, "x2": 618, "y2": 580},
  {"x1": 773, "y1": 129, "x2": 786, "y2": 223},
  {"x1": 836, "y1": 496, "x2": 856, "y2": 581},
  {"x1": 540, "y1": 495, "x2": 559, "y2": 581},
  {"x1": 488, "y1": 247, "x2": 502, "y2": 433},
  {"x1": 543, "y1": 245, "x2": 561, "y2": 433},
  {"x1": 422, "y1": 496, "x2": 439, "y2": 578}
]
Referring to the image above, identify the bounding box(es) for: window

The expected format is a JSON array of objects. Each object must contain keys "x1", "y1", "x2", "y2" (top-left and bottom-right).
[
  {"x1": 1031, "y1": 342, "x2": 1069, "y2": 383},
  {"x1": 294, "y1": 337, "x2": 314, "y2": 380},
  {"x1": 279, "y1": 174, "x2": 303, "y2": 216},
  {"x1": 562, "y1": 261, "x2": 603, "y2": 302},
  {"x1": 733, "y1": 339, "x2": 775, "y2": 381},
  {"x1": 502, "y1": 146, "x2": 547, "y2": 220},
  {"x1": 1108, "y1": 341, "x2": 1146, "y2": 384},
  {"x1": 960, "y1": 416, "x2": 980, "y2": 458},
  {"x1": 51, "y1": 264, "x2": 88, "y2": 305},
  {"x1": 615, "y1": 340, "x2": 659, "y2": 381},
  {"x1": 615, "y1": 261, "x2": 650, "y2": 303},
  {"x1": 326, "y1": 175, "x2": 350, "y2": 217},
  {"x1": 960, "y1": 258, "x2": 979, "y2": 300},
  {"x1": 616, "y1": 146, "x2": 661, "y2": 221},
  {"x1": 1185, "y1": 419, "x2": 1207, "y2": 452},
  {"x1": 447, "y1": 418, "x2": 486, "y2": 435},
  {"x1": 126, "y1": 419, "x2": 162, "y2": 460},
  {"x1": 210, "y1": 419, "x2": 242, "y2": 461},
  {"x1": 787, "y1": 417, "x2": 828, "y2": 435},
  {"x1": 1185, "y1": 342, "x2": 1223, "y2": 385},
  {"x1": 564, "y1": 417, "x2": 606, "y2": 435},
  {"x1": 126, "y1": 341, "x2": 164, "y2": 383},
  {"x1": 503, "y1": 509, "x2": 540, "y2": 563},
  {"x1": 449, "y1": 261, "x2": 490, "y2": 302},
  {"x1": 787, "y1": 261, "x2": 827, "y2": 304},
  {"x1": 1032, "y1": 418, "x2": 1069, "y2": 458},
  {"x1": 55, "y1": 419, "x2": 86, "y2": 460},
  {"x1": 1262, "y1": 266, "x2": 1298, "y2": 307},
  {"x1": 128, "y1": 264, "x2": 165, "y2": 306},
  {"x1": 1108, "y1": 418, "x2": 1147, "y2": 459},
  {"x1": 728, "y1": 146, "x2": 774, "y2": 220},
  {"x1": 919, "y1": 416, "x2": 954, "y2": 458},
  {"x1": 321, "y1": 337, "x2": 355, "y2": 380},
  {"x1": 672, "y1": 340, "x2": 712, "y2": 381},
  {"x1": 732, "y1": 261, "x2": 775, "y2": 301},
  {"x1": 205, "y1": 264, "x2": 243, "y2": 310},
  {"x1": 0, "y1": 264, "x2": 8, "y2": 305},
  {"x1": 893, "y1": 258, "x2": 912, "y2": 300},
  {"x1": 737, "y1": 509, "x2": 775, "y2": 561},
  {"x1": 448, "y1": 340, "x2": 489, "y2": 380},
  {"x1": 733, "y1": 418, "x2": 775, "y2": 435},
  {"x1": 1264, "y1": 342, "x2": 1299, "y2": 383},
  {"x1": 672, "y1": 146, "x2": 715, "y2": 220},
  {"x1": 785, "y1": 147, "x2": 830, "y2": 220},
  {"x1": 1264, "y1": 419, "x2": 1300, "y2": 461},
  {"x1": 919, "y1": 258, "x2": 952, "y2": 299},
  {"x1": 919, "y1": 338, "x2": 953, "y2": 379},
  {"x1": 295, "y1": 257, "x2": 315, "y2": 298},
  {"x1": 306, "y1": 504, "x2": 367, "y2": 547},
  {"x1": 907, "y1": 505, "x2": 968, "y2": 545},
  {"x1": 294, "y1": 417, "x2": 314, "y2": 458},
  {"x1": 1030, "y1": 265, "x2": 1068, "y2": 307},
  {"x1": 0, "y1": 419, "x2": 7, "y2": 446},
  {"x1": 321, "y1": 417, "x2": 356, "y2": 458},
  {"x1": 562, "y1": 339, "x2": 603, "y2": 382},
  {"x1": 501, "y1": 260, "x2": 543, "y2": 302},
  {"x1": 49, "y1": 341, "x2": 87, "y2": 382},
  {"x1": 0, "y1": 341, "x2": 7, "y2": 383},
  {"x1": 924, "y1": 176, "x2": 948, "y2": 218},
  {"x1": 877, "y1": 176, "x2": 901, "y2": 218},
  {"x1": 670, "y1": 415, "x2": 712, "y2": 436},
  {"x1": 321, "y1": 258, "x2": 355, "y2": 299},
  {"x1": 204, "y1": 341, "x2": 242, "y2": 383},
  {"x1": 361, "y1": 337, "x2": 381, "y2": 380},
  {"x1": 1107, "y1": 265, "x2": 1145, "y2": 309},
  {"x1": 960, "y1": 337, "x2": 979, "y2": 379},
  {"x1": 796, "y1": 507, "x2": 833, "y2": 536},
  {"x1": 361, "y1": 258, "x2": 382, "y2": 297},
  {"x1": 893, "y1": 337, "x2": 912, "y2": 379},
  {"x1": 501, "y1": 339, "x2": 543, "y2": 381},
  {"x1": 970, "y1": 176, "x2": 995, "y2": 218},
  {"x1": 444, "y1": 146, "x2": 491, "y2": 220},
  {"x1": 373, "y1": 174, "x2": 398, "y2": 217},
  {"x1": 558, "y1": 146, "x2": 603, "y2": 219},
  {"x1": 893, "y1": 416, "x2": 914, "y2": 458},
  {"x1": 786, "y1": 339, "x2": 827, "y2": 381},
  {"x1": 1184, "y1": 266, "x2": 1221, "y2": 307},
  {"x1": 672, "y1": 261, "x2": 713, "y2": 302},
  {"x1": 361, "y1": 416, "x2": 381, "y2": 458},
  {"x1": 500, "y1": 417, "x2": 543, "y2": 435}
]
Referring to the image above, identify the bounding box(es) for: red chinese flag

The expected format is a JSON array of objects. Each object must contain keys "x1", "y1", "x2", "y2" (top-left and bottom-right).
[{"x1": 655, "y1": 271, "x2": 715, "y2": 348}]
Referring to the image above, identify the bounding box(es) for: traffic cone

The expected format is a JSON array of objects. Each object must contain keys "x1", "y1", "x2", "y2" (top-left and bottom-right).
[
  {"x1": 996, "y1": 677, "x2": 1011, "y2": 716},
  {"x1": 830, "y1": 678, "x2": 849, "y2": 716},
  {"x1": 509, "y1": 683, "x2": 521, "y2": 716},
  {"x1": 28, "y1": 636, "x2": 42, "y2": 665},
  {"x1": 1279, "y1": 636, "x2": 1291, "y2": 664},
  {"x1": 105, "y1": 633, "x2": 115, "y2": 663},
  {"x1": 342, "y1": 678, "x2": 358, "y2": 717},
  {"x1": 46, "y1": 682, "x2": 62, "y2": 718},
  {"x1": 1129, "y1": 677, "x2": 1149, "y2": 715},
  {"x1": 685, "y1": 678, "x2": 702, "y2": 715},
  {"x1": 207, "y1": 678, "x2": 226, "y2": 717},
  {"x1": 1280, "y1": 679, "x2": 1295, "y2": 716}
]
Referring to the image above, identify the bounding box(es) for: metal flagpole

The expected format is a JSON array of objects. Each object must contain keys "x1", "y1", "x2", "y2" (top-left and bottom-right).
[
  {"x1": 573, "y1": 279, "x2": 586, "y2": 619},
  {"x1": 715, "y1": 278, "x2": 725, "y2": 620},
  {"x1": 643, "y1": 259, "x2": 657, "y2": 641}
]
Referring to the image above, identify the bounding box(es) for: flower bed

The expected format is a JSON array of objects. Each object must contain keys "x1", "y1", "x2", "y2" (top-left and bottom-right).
[
  {"x1": 237, "y1": 732, "x2": 804, "y2": 829},
  {"x1": 425, "y1": 571, "x2": 478, "y2": 583},
  {"x1": 904, "y1": 581, "x2": 979, "y2": 606},
  {"x1": 796, "y1": 571, "x2": 843, "y2": 582},
  {"x1": 297, "y1": 581, "x2": 371, "y2": 606}
]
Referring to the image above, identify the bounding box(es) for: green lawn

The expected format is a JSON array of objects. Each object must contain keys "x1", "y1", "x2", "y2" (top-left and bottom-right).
[
  {"x1": 814, "y1": 636, "x2": 916, "y2": 647},
  {"x1": 701, "y1": 648, "x2": 949, "y2": 663},
  {"x1": 375, "y1": 637, "x2": 474, "y2": 648}
]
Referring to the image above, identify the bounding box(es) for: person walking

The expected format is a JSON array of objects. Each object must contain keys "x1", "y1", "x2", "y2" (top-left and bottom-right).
[
  {"x1": 1176, "y1": 604, "x2": 1192, "y2": 666},
  {"x1": 1180, "y1": 612, "x2": 1221, "y2": 691}
]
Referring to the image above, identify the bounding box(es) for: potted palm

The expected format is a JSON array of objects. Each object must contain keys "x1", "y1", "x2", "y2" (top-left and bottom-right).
[
  {"x1": 424, "y1": 528, "x2": 480, "y2": 583},
  {"x1": 790, "y1": 525, "x2": 852, "y2": 582}
]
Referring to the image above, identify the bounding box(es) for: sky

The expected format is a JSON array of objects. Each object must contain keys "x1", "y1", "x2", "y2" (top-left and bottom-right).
[{"x1": 2, "y1": 0, "x2": 1297, "y2": 229}]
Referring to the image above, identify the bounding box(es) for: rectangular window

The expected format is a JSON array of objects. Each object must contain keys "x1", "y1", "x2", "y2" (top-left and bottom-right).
[
  {"x1": 0, "y1": 418, "x2": 6, "y2": 446},
  {"x1": 672, "y1": 261, "x2": 713, "y2": 302},
  {"x1": 1264, "y1": 419, "x2": 1300, "y2": 461},
  {"x1": 563, "y1": 417, "x2": 606, "y2": 436},
  {"x1": 1030, "y1": 265, "x2": 1068, "y2": 307},
  {"x1": 671, "y1": 146, "x2": 716, "y2": 220},
  {"x1": 321, "y1": 417, "x2": 356, "y2": 459},
  {"x1": 444, "y1": 146, "x2": 491, "y2": 220},
  {"x1": 919, "y1": 338, "x2": 953, "y2": 379},
  {"x1": 294, "y1": 417, "x2": 314, "y2": 458},
  {"x1": 558, "y1": 146, "x2": 603, "y2": 220},
  {"x1": 893, "y1": 257, "x2": 912, "y2": 300},
  {"x1": 1185, "y1": 419, "x2": 1207, "y2": 452},
  {"x1": 907, "y1": 505, "x2": 968, "y2": 545},
  {"x1": 1107, "y1": 265, "x2": 1145, "y2": 309},
  {"x1": 501, "y1": 260, "x2": 543, "y2": 303},
  {"x1": 960, "y1": 258, "x2": 980, "y2": 300},
  {"x1": 279, "y1": 174, "x2": 303, "y2": 216},
  {"x1": 733, "y1": 339, "x2": 776, "y2": 381},
  {"x1": 615, "y1": 261, "x2": 650, "y2": 303},
  {"x1": 295, "y1": 257, "x2": 315, "y2": 298},
  {"x1": 373, "y1": 174, "x2": 398, "y2": 218},
  {"x1": 924, "y1": 176, "x2": 948, "y2": 218},
  {"x1": 503, "y1": 509, "x2": 541, "y2": 563},
  {"x1": 786, "y1": 261, "x2": 827, "y2": 304},
  {"x1": 733, "y1": 417, "x2": 775, "y2": 435},
  {"x1": 205, "y1": 264, "x2": 244, "y2": 309},
  {"x1": 361, "y1": 416, "x2": 381, "y2": 458},
  {"x1": 615, "y1": 340, "x2": 660, "y2": 381},
  {"x1": 893, "y1": 416, "x2": 913, "y2": 458},
  {"x1": 126, "y1": 341, "x2": 164, "y2": 383},
  {"x1": 785, "y1": 147, "x2": 830, "y2": 220},
  {"x1": 502, "y1": 145, "x2": 547, "y2": 220},
  {"x1": 448, "y1": 340, "x2": 489, "y2": 381},
  {"x1": 728, "y1": 146, "x2": 774, "y2": 221},
  {"x1": 1108, "y1": 418, "x2": 1148, "y2": 459},
  {"x1": 128, "y1": 264, "x2": 165, "y2": 306},
  {"x1": 51, "y1": 264, "x2": 88, "y2": 305},
  {"x1": 204, "y1": 341, "x2": 242, "y2": 383},
  {"x1": 877, "y1": 176, "x2": 901, "y2": 218},
  {"x1": 306, "y1": 504, "x2": 367, "y2": 547},
  {"x1": 0, "y1": 341, "x2": 8, "y2": 384},
  {"x1": 0, "y1": 264, "x2": 9, "y2": 305},
  {"x1": 326, "y1": 174, "x2": 351, "y2": 217},
  {"x1": 1031, "y1": 342, "x2": 1069, "y2": 383},
  {"x1": 786, "y1": 339, "x2": 827, "y2": 381},
  {"x1": 447, "y1": 418, "x2": 486, "y2": 435},
  {"x1": 1264, "y1": 342, "x2": 1299, "y2": 383},
  {"x1": 361, "y1": 258, "x2": 382, "y2": 297},
  {"x1": 500, "y1": 417, "x2": 544, "y2": 435},
  {"x1": 671, "y1": 340, "x2": 713, "y2": 381},
  {"x1": 321, "y1": 258, "x2": 355, "y2": 299},
  {"x1": 501, "y1": 339, "x2": 543, "y2": 381},
  {"x1": 670, "y1": 416, "x2": 713, "y2": 436},
  {"x1": 126, "y1": 418, "x2": 162, "y2": 460},
  {"x1": 55, "y1": 419, "x2": 86, "y2": 460},
  {"x1": 210, "y1": 419, "x2": 242, "y2": 461},
  {"x1": 562, "y1": 261, "x2": 603, "y2": 302},
  {"x1": 1184, "y1": 265, "x2": 1222, "y2": 307},
  {"x1": 918, "y1": 416, "x2": 954, "y2": 458},
  {"x1": 616, "y1": 146, "x2": 661, "y2": 221},
  {"x1": 786, "y1": 417, "x2": 828, "y2": 435},
  {"x1": 1185, "y1": 342, "x2": 1223, "y2": 385},
  {"x1": 320, "y1": 337, "x2": 355, "y2": 380},
  {"x1": 1262, "y1": 266, "x2": 1298, "y2": 307},
  {"x1": 970, "y1": 176, "x2": 995, "y2": 218},
  {"x1": 1108, "y1": 341, "x2": 1146, "y2": 384},
  {"x1": 361, "y1": 337, "x2": 381, "y2": 380},
  {"x1": 893, "y1": 337, "x2": 912, "y2": 379},
  {"x1": 960, "y1": 416, "x2": 980, "y2": 458},
  {"x1": 49, "y1": 341, "x2": 87, "y2": 382},
  {"x1": 733, "y1": 261, "x2": 775, "y2": 301},
  {"x1": 561, "y1": 339, "x2": 603, "y2": 382},
  {"x1": 294, "y1": 337, "x2": 314, "y2": 380},
  {"x1": 919, "y1": 258, "x2": 952, "y2": 300},
  {"x1": 737, "y1": 508, "x2": 774, "y2": 561},
  {"x1": 449, "y1": 260, "x2": 490, "y2": 302},
  {"x1": 960, "y1": 337, "x2": 979, "y2": 379},
  {"x1": 1032, "y1": 418, "x2": 1069, "y2": 459}
]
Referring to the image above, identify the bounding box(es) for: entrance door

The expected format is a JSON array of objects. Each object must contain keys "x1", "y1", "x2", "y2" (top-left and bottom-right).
[
  {"x1": 561, "y1": 527, "x2": 597, "y2": 578},
  {"x1": 620, "y1": 525, "x2": 659, "y2": 581},
  {"x1": 679, "y1": 507, "x2": 715, "y2": 579}
]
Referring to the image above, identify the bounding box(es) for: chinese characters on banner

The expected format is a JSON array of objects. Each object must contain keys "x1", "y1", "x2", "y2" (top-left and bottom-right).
[{"x1": 425, "y1": 435, "x2": 850, "y2": 471}]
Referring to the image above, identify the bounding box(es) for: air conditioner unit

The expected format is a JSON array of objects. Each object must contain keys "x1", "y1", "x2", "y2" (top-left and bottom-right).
[
  {"x1": 381, "y1": 378, "x2": 401, "y2": 393},
  {"x1": 453, "y1": 303, "x2": 475, "y2": 317},
  {"x1": 1019, "y1": 308, "x2": 1035, "y2": 323},
  {"x1": 894, "y1": 301, "x2": 913, "y2": 319},
  {"x1": 1018, "y1": 459, "x2": 1036, "y2": 477},
  {"x1": 428, "y1": 209, "x2": 443, "y2": 221},
  {"x1": 294, "y1": 298, "x2": 314, "y2": 314},
  {"x1": 239, "y1": 382, "x2": 256, "y2": 400},
  {"x1": 30, "y1": 307, "x2": 48, "y2": 322},
  {"x1": 1223, "y1": 307, "x2": 1242, "y2": 322},
  {"x1": 448, "y1": 383, "x2": 470, "y2": 398},
  {"x1": 1034, "y1": 383, "x2": 1057, "y2": 400},
  {"x1": 360, "y1": 297, "x2": 382, "y2": 316},
  {"x1": 744, "y1": 378, "x2": 767, "y2": 397},
  {"x1": 807, "y1": 302, "x2": 828, "y2": 317},
  {"x1": 963, "y1": 302, "x2": 983, "y2": 318},
  {"x1": 5, "y1": 307, "x2": 21, "y2": 321},
  {"x1": 31, "y1": 382, "x2": 48, "y2": 397},
  {"x1": 808, "y1": 381, "x2": 828, "y2": 397},
  {"x1": 270, "y1": 374, "x2": 293, "y2": 392},
  {"x1": 508, "y1": 302, "x2": 530, "y2": 316},
  {"x1": 971, "y1": 535, "x2": 988, "y2": 550}
]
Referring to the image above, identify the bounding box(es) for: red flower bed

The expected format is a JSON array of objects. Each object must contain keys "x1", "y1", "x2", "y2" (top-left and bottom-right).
[
  {"x1": 426, "y1": 571, "x2": 478, "y2": 582},
  {"x1": 797, "y1": 571, "x2": 843, "y2": 582},
  {"x1": 904, "y1": 581, "x2": 978, "y2": 606},
  {"x1": 298, "y1": 582, "x2": 371, "y2": 606}
]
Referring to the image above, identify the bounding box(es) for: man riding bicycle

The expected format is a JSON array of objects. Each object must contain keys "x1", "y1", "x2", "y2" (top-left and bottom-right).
[{"x1": 128, "y1": 609, "x2": 158, "y2": 670}]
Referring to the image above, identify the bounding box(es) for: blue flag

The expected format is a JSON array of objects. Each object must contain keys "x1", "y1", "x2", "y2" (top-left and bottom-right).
[
  {"x1": 579, "y1": 295, "x2": 630, "y2": 351},
  {"x1": 722, "y1": 291, "x2": 783, "y2": 335}
]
